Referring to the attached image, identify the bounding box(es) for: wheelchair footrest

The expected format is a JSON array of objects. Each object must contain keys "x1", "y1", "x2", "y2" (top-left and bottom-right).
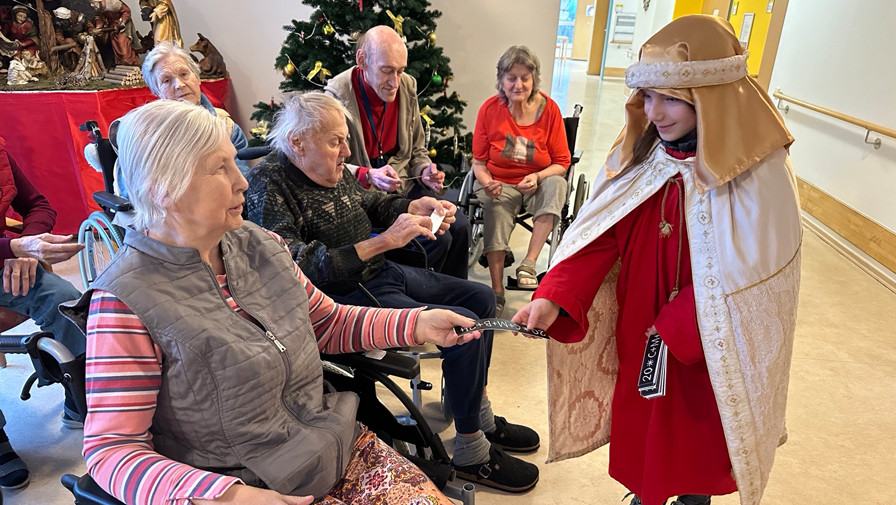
[
  {"x1": 505, "y1": 271, "x2": 547, "y2": 291},
  {"x1": 322, "y1": 351, "x2": 420, "y2": 380}
]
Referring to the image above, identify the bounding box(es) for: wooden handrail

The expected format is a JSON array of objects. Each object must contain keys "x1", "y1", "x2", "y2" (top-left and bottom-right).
[{"x1": 773, "y1": 89, "x2": 896, "y2": 140}]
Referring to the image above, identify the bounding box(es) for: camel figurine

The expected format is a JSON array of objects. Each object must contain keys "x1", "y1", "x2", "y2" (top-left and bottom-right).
[{"x1": 189, "y1": 33, "x2": 226, "y2": 77}]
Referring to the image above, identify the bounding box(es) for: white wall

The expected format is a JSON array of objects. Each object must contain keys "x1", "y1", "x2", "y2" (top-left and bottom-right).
[
  {"x1": 428, "y1": 0, "x2": 560, "y2": 130},
  {"x1": 768, "y1": 1, "x2": 896, "y2": 231},
  {"x1": 161, "y1": 1, "x2": 560, "y2": 138},
  {"x1": 629, "y1": 0, "x2": 675, "y2": 66},
  {"x1": 604, "y1": 0, "x2": 640, "y2": 69}
]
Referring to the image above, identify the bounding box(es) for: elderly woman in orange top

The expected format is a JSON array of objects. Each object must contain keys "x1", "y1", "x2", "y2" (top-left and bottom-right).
[{"x1": 472, "y1": 45, "x2": 570, "y2": 314}]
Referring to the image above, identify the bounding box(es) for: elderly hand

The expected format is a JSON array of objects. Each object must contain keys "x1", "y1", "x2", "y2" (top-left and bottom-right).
[
  {"x1": 381, "y1": 213, "x2": 435, "y2": 249},
  {"x1": 10, "y1": 233, "x2": 84, "y2": 264},
  {"x1": 369, "y1": 166, "x2": 402, "y2": 192},
  {"x1": 483, "y1": 179, "x2": 502, "y2": 199},
  {"x1": 421, "y1": 163, "x2": 445, "y2": 192},
  {"x1": 414, "y1": 309, "x2": 481, "y2": 347},
  {"x1": 511, "y1": 298, "x2": 560, "y2": 339},
  {"x1": 191, "y1": 483, "x2": 313, "y2": 505},
  {"x1": 407, "y1": 197, "x2": 454, "y2": 234},
  {"x1": 3, "y1": 257, "x2": 38, "y2": 296},
  {"x1": 515, "y1": 173, "x2": 539, "y2": 196}
]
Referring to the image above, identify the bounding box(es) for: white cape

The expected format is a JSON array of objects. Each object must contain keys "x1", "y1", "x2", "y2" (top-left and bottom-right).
[{"x1": 546, "y1": 146, "x2": 802, "y2": 505}]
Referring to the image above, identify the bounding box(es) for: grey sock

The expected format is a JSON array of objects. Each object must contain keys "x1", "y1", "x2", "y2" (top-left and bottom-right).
[
  {"x1": 453, "y1": 431, "x2": 491, "y2": 466},
  {"x1": 479, "y1": 396, "x2": 496, "y2": 434}
]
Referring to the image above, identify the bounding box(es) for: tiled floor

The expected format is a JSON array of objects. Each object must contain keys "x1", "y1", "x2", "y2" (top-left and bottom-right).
[{"x1": 2, "y1": 60, "x2": 894, "y2": 504}]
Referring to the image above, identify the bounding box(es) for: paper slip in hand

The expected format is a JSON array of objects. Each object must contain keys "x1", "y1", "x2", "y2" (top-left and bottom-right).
[
  {"x1": 454, "y1": 318, "x2": 550, "y2": 339},
  {"x1": 430, "y1": 209, "x2": 445, "y2": 234}
]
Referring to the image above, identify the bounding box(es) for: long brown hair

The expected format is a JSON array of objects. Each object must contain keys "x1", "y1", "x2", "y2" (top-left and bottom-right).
[{"x1": 624, "y1": 122, "x2": 659, "y2": 171}]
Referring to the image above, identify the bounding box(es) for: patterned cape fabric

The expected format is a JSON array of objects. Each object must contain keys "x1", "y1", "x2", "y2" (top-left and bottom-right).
[{"x1": 545, "y1": 145, "x2": 801, "y2": 505}]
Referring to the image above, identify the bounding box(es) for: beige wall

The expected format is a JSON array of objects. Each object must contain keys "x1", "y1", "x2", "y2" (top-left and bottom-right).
[{"x1": 162, "y1": 1, "x2": 560, "y2": 138}]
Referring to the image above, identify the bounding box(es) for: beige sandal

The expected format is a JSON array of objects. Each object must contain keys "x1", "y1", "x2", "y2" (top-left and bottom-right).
[
  {"x1": 494, "y1": 291, "x2": 506, "y2": 318},
  {"x1": 515, "y1": 259, "x2": 538, "y2": 290}
]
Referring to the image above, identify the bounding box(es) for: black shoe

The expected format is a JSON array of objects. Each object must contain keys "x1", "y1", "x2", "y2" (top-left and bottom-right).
[
  {"x1": 484, "y1": 416, "x2": 540, "y2": 453},
  {"x1": 453, "y1": 446, "x2": 539, "y2": 493},
  {"x1": 673, "y1": 495, "x2": 711, "y2": 505},
  {"x1": 0, "y1": 429, "x2": 30, "y2": 490},
  {"x1": 623, "y1": 492, "x2": 641, "y2": 505}
]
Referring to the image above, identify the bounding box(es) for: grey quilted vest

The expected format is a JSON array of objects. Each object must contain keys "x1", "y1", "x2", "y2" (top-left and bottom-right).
[{"x1": 62, "y1": 222, "x2": 360, "y2": 499}]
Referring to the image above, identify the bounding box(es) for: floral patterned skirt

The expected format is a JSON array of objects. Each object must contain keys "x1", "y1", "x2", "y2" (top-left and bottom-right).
[{"x1": 315, "y1": 427, "x2": 453, "y2": 505}]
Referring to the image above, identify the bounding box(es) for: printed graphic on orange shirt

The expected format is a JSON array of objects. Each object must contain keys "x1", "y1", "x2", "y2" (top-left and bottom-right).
[{"x1": 500, "y1": 134, "x2": 536, "y2": 164}]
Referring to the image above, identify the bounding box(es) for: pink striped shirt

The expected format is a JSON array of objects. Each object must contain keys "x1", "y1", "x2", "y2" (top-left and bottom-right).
[{"x1": 83, "y1": 238, "x2": 423, "y2": 505}]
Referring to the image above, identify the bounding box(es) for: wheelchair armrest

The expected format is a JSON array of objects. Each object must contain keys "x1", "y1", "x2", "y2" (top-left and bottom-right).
[
  {"x1": 93, "y1": 191, "x2": 133, "y2": 213},
  {"x1": 62, "y1": 473, "x2": 125, "y2": 505},
  {"x1": 571, "y1": 148, "x2": 583, "y2": 165},
  {"x1": 322, "y1": 350, "x2": 420, "y2": 380}
]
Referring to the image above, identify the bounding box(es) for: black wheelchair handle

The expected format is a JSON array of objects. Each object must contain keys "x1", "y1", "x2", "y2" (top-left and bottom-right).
[{"x1": 236, "y1": 145, "x2": 272, "y2": 160}]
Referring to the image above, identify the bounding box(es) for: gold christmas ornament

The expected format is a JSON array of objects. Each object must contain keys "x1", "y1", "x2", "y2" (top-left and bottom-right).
[
  {"x1": 386, "y1": 10, "x2": 405, "y2": 37},
  {"x1": 428, "y1": 32, "x2": 437, "y2": 46},
  {"x1": 419, "y1": 105, "x2": 435, "y2": 126},
  {"x1": 282, "y1": 61, "x2": 296, "y2": 77},
  {"x1": 251, "y1": 120, "x2": 270, "y2": 139},
  {"x1": 307, "y1": 61, "x2": 332, "y2": 83},
  {"x1": 322, "y1": 23, "x2": 335, "y2": 36},
  {"x1": 440, "y1": 128, "x2": 448, "y2": 136},
  {"x1": 429, "y1": 148, "x2": 437, "y2": 157}
]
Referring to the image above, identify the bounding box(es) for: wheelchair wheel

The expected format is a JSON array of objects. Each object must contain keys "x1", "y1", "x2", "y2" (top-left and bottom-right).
[
  {"x1": 78, "y1": 211, "x2": 123, "y2": 289},
  {"x1": 468, "y1": 220, "x2": 484, "y2": 268},
  {"x1": 573, "y1": 173, "x2": 588, "y2": 219},
  {"x1": 440, "y1": 375, "x2": 453, "y2": 423}
]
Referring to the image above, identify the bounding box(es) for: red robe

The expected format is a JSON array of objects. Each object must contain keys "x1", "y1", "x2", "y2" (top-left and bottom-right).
[
  {"x1": 1, "y1": 19, "x2": 38, "y2": 56},
  {"x1": 535, "y1": 149, "x2": 737, "y2": 505},
  {"x1": 93, "y1": 3, "x2": 140, "y2": 66}
]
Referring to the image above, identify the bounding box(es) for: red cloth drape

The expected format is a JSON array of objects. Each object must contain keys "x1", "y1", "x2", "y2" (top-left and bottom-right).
[{"x1": 0, "y1": 78, "x2": 232, "y2": 234}]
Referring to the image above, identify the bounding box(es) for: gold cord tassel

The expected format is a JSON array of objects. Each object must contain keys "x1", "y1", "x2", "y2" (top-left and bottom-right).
[{"x1": 659, "y1": 220, "x2": 673, "y2": 237}]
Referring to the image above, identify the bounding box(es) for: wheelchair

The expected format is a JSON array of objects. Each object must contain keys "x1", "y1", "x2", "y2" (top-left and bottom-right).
[
  {"x1": 77, "y1": 121, "x2": 131, "y2": 290},
  {"x1": 64, "y1": 133, "x2": 475, "y2": 505},
  {"x1": 458, "y1": 104, "x2": 589, "y2": 286}
]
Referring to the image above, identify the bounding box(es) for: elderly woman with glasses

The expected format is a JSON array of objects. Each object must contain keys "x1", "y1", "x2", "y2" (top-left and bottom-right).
[{"x1": 62, "y1": 99, "x2": 478, "y2": 505}]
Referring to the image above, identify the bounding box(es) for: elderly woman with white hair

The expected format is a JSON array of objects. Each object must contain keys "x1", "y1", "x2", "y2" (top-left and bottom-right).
[
  {"x1": 61, "y1": 99, "x2": 477, "y2": 505},
  {"x1": 140, "y1": 40, "x2": 249, "y2": 173}
]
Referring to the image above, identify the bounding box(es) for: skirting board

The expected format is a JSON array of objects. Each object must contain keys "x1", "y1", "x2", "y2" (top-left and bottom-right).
[{"x1": 802, "y1": 212, "x2": 896, "y2": 294}]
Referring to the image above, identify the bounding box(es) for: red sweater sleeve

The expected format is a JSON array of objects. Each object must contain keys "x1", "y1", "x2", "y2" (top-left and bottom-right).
[
  {"x1": 652, "y1": 284, "x2": 703, "y2": 365},
  {"x1": 472, "y1": 99, "x2": 491, "y2": 162},
  {"x1": 0, "y1": 154, "x2": 57, "y2": 262},
  {"x1": 543, "y1": 100, "x2": 571, "y2": 169},
  {"x1": 533, "y1": 228, "x2": 618, "y2": 343}
]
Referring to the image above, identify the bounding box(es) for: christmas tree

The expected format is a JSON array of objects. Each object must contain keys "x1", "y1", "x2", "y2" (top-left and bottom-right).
[{"x1": 250, "y1": 0, "x2": 470, "y2": 184}]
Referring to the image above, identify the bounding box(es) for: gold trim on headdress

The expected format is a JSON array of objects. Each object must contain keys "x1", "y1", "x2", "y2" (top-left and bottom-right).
[{"x1": 625, "y1": 53, "x2": 748, "y2": 89}]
